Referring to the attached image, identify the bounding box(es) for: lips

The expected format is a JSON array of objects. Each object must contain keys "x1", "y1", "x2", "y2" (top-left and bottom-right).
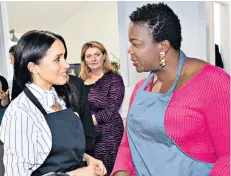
[
  {"x1": 131, "y1": 59, "x2": 138, "y2": 67},
  {"x1": 60, "y1": 72, "x2": 67, "y2": 76}
]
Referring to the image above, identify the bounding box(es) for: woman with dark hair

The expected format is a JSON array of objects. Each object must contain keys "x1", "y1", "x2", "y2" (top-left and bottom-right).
[
  {"x1": 45, "y1": 32, "x2": 97, "y2": 153},
  {"x1": 0, "y1": 30, "x2": 106, "y2": 176},
  {"x1": 112, "y1": 3, "x2": 230, "y2": 176}
]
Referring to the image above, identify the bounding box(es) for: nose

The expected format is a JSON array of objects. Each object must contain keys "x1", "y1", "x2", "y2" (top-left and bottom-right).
[
  {"x1": 92, "y1": 56, "x2": 97, "y2": 61},
  {"x1": 128, "y1": 44, "x2": 134, "y2": 55},
  {"x1": 63, "y1": 59, "x2": 70, "y2": 69}
]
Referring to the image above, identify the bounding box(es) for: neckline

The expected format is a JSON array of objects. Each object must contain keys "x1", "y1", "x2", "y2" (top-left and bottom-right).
[
  {"x1": 143, "y1": 62, "x2": 209, "y2": 95},
  {"x1": 173, "y1": 62, "x2": 209, "y2": 94},
  {"x1": 84, "y1": 71, "x2": 113, "y2": 86}
]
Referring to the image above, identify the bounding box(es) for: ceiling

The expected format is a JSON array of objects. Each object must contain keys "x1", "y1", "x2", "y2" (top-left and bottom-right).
[{"x1": 6, "y1": 1, "x2": 87, "y2": 33}]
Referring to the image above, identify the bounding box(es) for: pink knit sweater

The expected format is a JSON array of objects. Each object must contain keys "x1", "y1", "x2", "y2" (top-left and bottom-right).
[{"x1": 112, "y1": 63, "x2": 230, "y2": 176}]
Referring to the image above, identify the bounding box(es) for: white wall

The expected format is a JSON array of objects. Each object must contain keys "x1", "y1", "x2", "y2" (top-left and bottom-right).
[
  {"x1": 220, "y1": 2, "x2": 230, "y2": 74},
  {"x1": 56, "y1": 1, "x2": 120, "y2": 64},
  {"x1": 0, "y1": 2, "x2": 13, "y2": 83}
]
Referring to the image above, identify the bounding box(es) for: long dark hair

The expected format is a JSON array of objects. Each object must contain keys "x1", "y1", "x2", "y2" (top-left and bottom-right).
[{"x1": 14, "y1": 30, "x2": 78, "y2": 111}]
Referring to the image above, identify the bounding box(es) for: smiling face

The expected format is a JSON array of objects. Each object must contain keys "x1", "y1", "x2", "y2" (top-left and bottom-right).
[
  {"x1": 84, "y1": 47, "x2": 105, "y2": 72},
  {"x1": 30, "y1": 39, "x2": 70, "y2": 89},
  {"x1": 128, "y1": 23, "x2": 163, "y2": 73}
]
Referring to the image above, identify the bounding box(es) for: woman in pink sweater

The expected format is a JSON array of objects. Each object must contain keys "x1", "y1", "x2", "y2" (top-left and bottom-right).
[{"x1": 112, "y1": 3, "x2": 230, "y2": 176}]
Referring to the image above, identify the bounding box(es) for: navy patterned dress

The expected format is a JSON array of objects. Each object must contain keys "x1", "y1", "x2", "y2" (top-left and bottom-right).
[{"x1": 85, "y1": 71, "x2": 125, "y2": 175}]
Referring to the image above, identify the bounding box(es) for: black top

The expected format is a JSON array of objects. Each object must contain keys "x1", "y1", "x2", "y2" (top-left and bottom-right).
[
  {"x1": 215, "y1": 44, "x2": 224, "y2": 69},
  {"x1": 68, "y1": 75, "x2": 96, "y2": 153},
  {"x1": 84, "y1": 83, "x2": 94, "y2": 95},
  {"x1": 0, "y1": 75, "x2": 9, "y2": 108}
]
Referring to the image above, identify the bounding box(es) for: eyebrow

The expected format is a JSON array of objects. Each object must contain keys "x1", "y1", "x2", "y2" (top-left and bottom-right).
[
  {"x1": 55, "y1": 53, "x2": 63, "y2": 57},
  {"x1": 86, "y1": 52, "x2": 101, "y2": 56},
  {"x1": 129, "y1": 38, "x2": 140, "y2": 42}
]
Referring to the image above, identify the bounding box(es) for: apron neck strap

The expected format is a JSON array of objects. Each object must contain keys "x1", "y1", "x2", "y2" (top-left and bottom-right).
[
  {"x1": 140, "y1": 72, "x2": 155, "y2": 90},
  {"x1": 167, "y1": 50, "x2": 187, "y2": 93},
  {"x1": 24, "y1": 87, "x2": 48, "y2": 118}
]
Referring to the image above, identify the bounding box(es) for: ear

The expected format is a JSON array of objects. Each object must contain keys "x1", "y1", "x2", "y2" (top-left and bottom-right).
[
  {"x1": 27, "y1": 62, "x2": 39, "y2": 74},
  {"x1": 160, "y1": 40, "x2": 171, "y2": 53}
]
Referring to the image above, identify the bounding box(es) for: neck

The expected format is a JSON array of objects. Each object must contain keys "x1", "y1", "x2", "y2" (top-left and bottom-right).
[
  {"x1": 90, "y1": 69, "x2": 104, "y2": 77},
  {"x1": 32, "y1": 79, "x2": 52, "y2": 91},
  {"x1": 155, "y1": 50, "x2": 181, "y2": 82}
]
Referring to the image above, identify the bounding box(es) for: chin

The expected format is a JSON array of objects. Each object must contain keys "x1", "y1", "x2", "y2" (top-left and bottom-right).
[
  {"x1": 136, "y1": 68, "x2": 144, "y2": 73},
  {"x1": 55, "y1": 78, "x2": 68, "y2": 85}
]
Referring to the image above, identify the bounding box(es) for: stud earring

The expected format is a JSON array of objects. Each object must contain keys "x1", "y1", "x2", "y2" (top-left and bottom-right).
[{"x1": 159, "y1": 52, "x2": 166, "y2": 67}]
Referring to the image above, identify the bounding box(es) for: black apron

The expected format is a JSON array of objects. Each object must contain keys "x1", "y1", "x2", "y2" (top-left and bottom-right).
[{"x1": 23, "y1": 87, "x2": 86, "y2": 176}]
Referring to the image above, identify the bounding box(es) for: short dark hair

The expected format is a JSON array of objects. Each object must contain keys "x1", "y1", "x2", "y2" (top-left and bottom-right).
[
  {"x1": 9, "y1": 44, "x2": 17, "y2": 53},
  {"x1": 129, "y1": 3, "x2": 182, "y2": 50},
  {"x1": 14, "y1": 30, "x2": 78, "y2": 111}
]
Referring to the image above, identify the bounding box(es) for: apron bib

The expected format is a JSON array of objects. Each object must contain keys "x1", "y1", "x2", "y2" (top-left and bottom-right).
[{"x1": 127, "y1": 51, "x2": 213, "y2": 176}]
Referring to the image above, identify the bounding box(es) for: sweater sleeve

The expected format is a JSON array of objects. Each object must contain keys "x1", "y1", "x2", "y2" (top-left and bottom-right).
[
  {"x1": 205, "y1": 72, "x2": 230, "y2": 176},
  {"x1": 94, "y1": 75, "x2": 125, "y2": 124},
  {"x1": 111, "y1": 79, "x2": 146, "y2": 176}
]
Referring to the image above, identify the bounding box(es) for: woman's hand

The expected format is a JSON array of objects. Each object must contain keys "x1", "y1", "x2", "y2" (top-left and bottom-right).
[
  {"x1": 84, "y1": 153, "x2": 107, "y2": 176},
  {"x1": 0, "y1": 89, "x2": 9, "y2": 99}
]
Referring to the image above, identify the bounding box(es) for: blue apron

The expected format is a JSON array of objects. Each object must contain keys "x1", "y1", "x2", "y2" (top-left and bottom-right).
[
  {"x1": 127, "y1": 51, "x2": 214, "y2": 176},
  {"x1": 23, "y1": 87, "x2": 86, "y2": 176}
]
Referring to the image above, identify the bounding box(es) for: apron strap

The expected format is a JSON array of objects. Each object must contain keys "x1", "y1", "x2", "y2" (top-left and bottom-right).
[
  {"x1": 24, "y1": 87, "x2": 48, "y2": 119},
  {"x1": 140, "y1": 72, "x2": 155, "y2": 90},
  {"x1": 167, "y1": 50, "x2": 187, "y2": 93}
]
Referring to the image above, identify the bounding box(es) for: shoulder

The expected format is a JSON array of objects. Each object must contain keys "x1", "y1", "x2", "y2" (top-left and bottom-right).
[
  {"x1": 194, "y1": 60, "x2": 229, "y2": 84},
  {"x1": 5, "y1": 92, "x2": 30, "y2": 114},
  {"x1": 203, "y1": 64, "x2": 230, "y2": 94},
  {"x1": 5, "y1": 92, "x2": 40, "y2": 121},
  {"x1": 184, "y1": 58, "x2": 229, "y2": 84},
  {"x1": 181, "y1": 59, "x2": 230, "y2": 99},
  {"x1": 106, "y1": 71, "x2": 123, "y2": 82}
]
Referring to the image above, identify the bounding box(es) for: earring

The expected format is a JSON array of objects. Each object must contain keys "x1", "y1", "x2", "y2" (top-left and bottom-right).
[{"x1": 159, "y1": 52, "x2": 166, "y2": 67}]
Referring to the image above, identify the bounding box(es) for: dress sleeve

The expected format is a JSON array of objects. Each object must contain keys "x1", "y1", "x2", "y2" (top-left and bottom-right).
[{"x1": 94, "y1": 75, "x2": 125, "y2": 124}]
